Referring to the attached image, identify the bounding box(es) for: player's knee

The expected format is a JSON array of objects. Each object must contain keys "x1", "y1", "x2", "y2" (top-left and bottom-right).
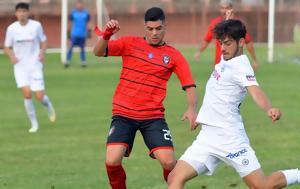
[
  {"x1": 105, "y1": 157, "x2": 123, "y2": 166},
  {"x1": 105, "y1": 152, "x2": 123, "y2": 165},
  {"x1": 160, "y1": 158, "x2": 176, "y2": 170},
  {"x1": 34, "y1": 92, "x2": 44, "y2": 102},
  {"x1": 265, "y1": 177, "x2": 281, "y2": 189}
]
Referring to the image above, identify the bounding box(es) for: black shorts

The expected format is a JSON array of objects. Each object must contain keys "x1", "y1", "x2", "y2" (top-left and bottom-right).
[{"x1": 106, "y1": 115, "x2": 173, "y2": 158}]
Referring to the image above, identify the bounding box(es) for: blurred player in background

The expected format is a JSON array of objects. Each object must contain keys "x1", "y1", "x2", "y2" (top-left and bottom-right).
[
  {"x1": 65, "y1": 0, "x2": 91, "y2": 68},
  {"x1": 94, "y1": 7, "x2": 198, "y2": 189},
  {"x1": 168, "y1": 19, "x2": 300, "y2": 189},
  {"x1": 4, "y1": 2, "x2": 56, "y2": 133},
  {"x1": 194, "y1": 0, "x2": 258, "y2": 70}
]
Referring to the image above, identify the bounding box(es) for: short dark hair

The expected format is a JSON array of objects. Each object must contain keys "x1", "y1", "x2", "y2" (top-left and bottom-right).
[
  {"x1": 15, "y1": 2, "x2": 29, "y2": 10},
  {"x1": 144, "y1": 7, "x2": 165, "y2": 22},
  {"x1": 214, "y1": 19, "x2": 246, "y2": 42}
]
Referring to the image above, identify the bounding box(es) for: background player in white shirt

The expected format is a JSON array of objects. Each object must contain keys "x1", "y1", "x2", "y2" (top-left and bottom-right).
[
  {"x1": 168, "y1": 20, "x2": 300, "y2": 188},
  {"x1": 4, "y1": 2, "x2": 56, "y2": 133}
]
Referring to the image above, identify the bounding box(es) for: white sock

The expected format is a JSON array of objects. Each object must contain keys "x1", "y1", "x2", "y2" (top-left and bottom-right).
[
  {"x1": 41, "y1": 95, "x2": 51, "y2": 107},
  {"x1": 24, "y1": 99, "x2": 38, "y2": 127},
  {"x1": 282, "y1": 169, "x2": 300, "y2": 185}
]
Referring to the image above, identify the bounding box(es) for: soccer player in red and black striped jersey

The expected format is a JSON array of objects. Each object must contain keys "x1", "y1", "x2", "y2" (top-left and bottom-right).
[
  {"x1": 194, "y1": 0, "x2": 258, "y2": 69},
  {"x1": 94, "y1": 7, "x2": 198, "y2": 189}
]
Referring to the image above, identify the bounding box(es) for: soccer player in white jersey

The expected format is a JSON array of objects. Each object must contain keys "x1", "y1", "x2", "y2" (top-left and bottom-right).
[
  {"x1": 4, "y1": 2, "x2": 56, "y2": 133},
  {"x1": 168, "y1": 19, "x2": 300, "y2": 188}
]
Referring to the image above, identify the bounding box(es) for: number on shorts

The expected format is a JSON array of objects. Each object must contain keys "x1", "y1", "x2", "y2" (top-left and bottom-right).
[{"x1": 162, "y1": 129, "x2": 172, "y2": 141}]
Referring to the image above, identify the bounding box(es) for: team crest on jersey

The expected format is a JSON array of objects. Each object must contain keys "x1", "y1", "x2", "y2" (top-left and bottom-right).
[
  {"x1": 163, "y1": 55, "x2": 170, "y2": 64},
  {"x1": 148, "y1": 52, "x2": 154, "y2": 59}
]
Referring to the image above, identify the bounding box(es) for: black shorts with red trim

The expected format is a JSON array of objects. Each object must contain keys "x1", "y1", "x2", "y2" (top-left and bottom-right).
[{"x1": 107, "y1": 115, "x2": 173, "y2": 158}]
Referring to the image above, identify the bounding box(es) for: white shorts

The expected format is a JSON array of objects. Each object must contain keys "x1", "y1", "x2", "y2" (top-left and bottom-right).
[
  {"x1": 179, "y1": 125, "x2": 261, "y2": 178},
  {"x1": 14, "y1": 65, "x2": 45, "y2": 91}
]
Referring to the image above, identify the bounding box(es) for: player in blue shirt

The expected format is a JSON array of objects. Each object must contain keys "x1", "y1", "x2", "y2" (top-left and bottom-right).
[{"x1": 66, "y1": 0, "x2": 90, "y2": 68}]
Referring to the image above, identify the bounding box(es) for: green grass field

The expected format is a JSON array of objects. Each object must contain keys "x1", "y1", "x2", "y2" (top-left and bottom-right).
[{"x1": 0, "y1": 45, "x2": 299, "y2": 189}]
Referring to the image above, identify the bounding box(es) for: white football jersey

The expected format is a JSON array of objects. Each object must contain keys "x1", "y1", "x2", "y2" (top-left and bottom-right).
[
  {"x1": 196, "y1": 55, "x2": 259, "y2": 132},
  {"x1": 4, "y1": 19, "x2": 46, "y2": 68}
]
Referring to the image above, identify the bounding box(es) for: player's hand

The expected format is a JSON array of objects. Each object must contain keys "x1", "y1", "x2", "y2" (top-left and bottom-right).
[
  {"x1": 267, "y1": 108, "x2": 281, "y2": 122},
  {"x1": 105, "y1": 19, "x2": 120, "y2": 34},
  {"x1": 225, "y1": 9, "x2": 234, "y2": 20},
  {"x1": 39, "y1": 51, "x2": 45, "y2": 62},
  {"x1": 252, "y1": 60, "x2": 259, "y2": 70},
  {"x1": 10, "y1": 56, "x2": 18, "y2": 65},
  {"x1": 181, "y1": 108, "x2": 199, "y2": 131},
  {"x1": 194, "y1": 51, "x2": 200, "y2": 61},
  {"x1": 95, "y1": 19, "x2": 120, "y2": 40}
]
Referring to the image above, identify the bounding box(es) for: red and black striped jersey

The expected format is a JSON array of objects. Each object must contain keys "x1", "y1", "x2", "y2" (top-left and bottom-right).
[{"x1": 106, "y1": 36, "x2": 195, "y2": 120}]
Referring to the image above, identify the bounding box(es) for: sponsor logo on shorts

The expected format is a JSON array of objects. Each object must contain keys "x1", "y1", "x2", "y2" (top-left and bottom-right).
[
  {"x1": 242, "y1": 158, "x2": 249, "y2": 165},
  {"x1": 226, "y1": 148, "x2": 247, "y2": 159},
  {"x1": 246, "y1": 75, "x2": 256, "y2": 81},
  {"x1": 108, "y1": 126, "x2": 115, "y2": 136}
]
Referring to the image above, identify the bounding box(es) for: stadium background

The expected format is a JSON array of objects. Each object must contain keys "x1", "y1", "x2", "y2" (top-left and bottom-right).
[{"x1": 0, "y1": 0, "x2": 300, "y2": 48}]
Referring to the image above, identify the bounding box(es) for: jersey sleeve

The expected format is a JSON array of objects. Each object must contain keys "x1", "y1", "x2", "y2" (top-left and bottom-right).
[
  {"x1": 233, "y1": 57, "x2": 258, "y2": 87},
  {"x1": 173, "y1": 51, "x2": 196, "y2": 90},
  {"x1": 4, "y1": 27, "x2": 13, "y2": 48},
  {"x1": 37, "y1": 23, "x2": 47, "y2": 42},
  {"x1": 106, "y1": 37, "x2": 128, "y2": 56},
  {"x1": 245, "y1": 32, "x2": 251, "y2": 43},
  {"x1": 204, "y1": 22, "x2": 214, "y2": 42}
]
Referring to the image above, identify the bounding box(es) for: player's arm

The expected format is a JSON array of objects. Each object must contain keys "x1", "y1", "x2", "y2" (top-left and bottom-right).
[
  {"x1": 181, "y1": 86, "x2": 198, "y2": 130},
  {"x1": 39, "y1": 40, "x2": 47, "y2": 62},
  {"x1": 67, "y1": 13, "x2": 73, "y2": 39},
  {"x1": 194, "y1": 40, "x2": 209, "y2": 61},
  {"x1": 3, "y1": 47, "x2": 18, "y2": 65},
  {"x1": 247, "y1": 85, "x2": 281, "y2": 122},
  {"x1": 246, "y1": 42, "x2": 258, "y2": 70},
  {"x1": 194, "y1": 20, "x2": 214, "y2": 61},
  {"x1": 86, "y1": 12, "x2": 92, "y2": 38},
  {"x1": 4, "y1": 28, "x2": 18, "y2": 64},
  {"x1": 93, "y1": 19, "x2": 120, "y2": 57}
]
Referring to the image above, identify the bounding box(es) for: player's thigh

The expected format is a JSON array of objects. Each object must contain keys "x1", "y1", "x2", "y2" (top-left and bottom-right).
[
  {"x1": 140, "y1": 118, "x2": 173, "y2": 158},
  {"x1": 30, "y1": 67, "x2": 45, "y2": 92},
  {"x1": 168, "y1": 160, "x2": 198, "y2": 183},
  {"x1": 153, "y1": 148, "x2": 176, "y2": 169},
  {"x1": 14, "y1": 67, "x2": 30, "y2": 90},
  {"x1": 223, "y1": 144, "x2": 261, "y2": 178},
  {"x1": 107, "y1": 116, "x2": 138, "y2": 157},
  {"x1": 78, "y1": 37, "x2": 86, "y2": 48},
  {"x1": 106, "y1": 145, "x2": 127, "y2": 165}
]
